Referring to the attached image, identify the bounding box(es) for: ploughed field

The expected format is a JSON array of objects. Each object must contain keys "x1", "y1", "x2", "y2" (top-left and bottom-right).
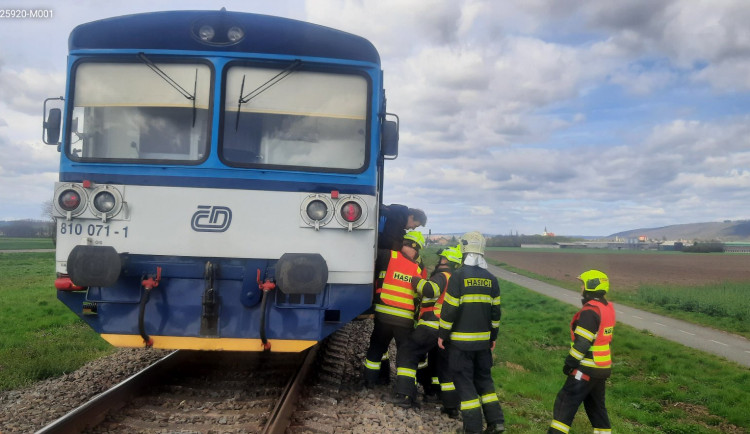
[{"x1": 485, "y1": 249, "x2": 750, "y2": 291}]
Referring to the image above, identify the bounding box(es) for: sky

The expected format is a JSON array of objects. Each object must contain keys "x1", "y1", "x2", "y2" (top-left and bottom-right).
[{"x1": 2, "y1": 0, "x2": 750, "y2": 237}]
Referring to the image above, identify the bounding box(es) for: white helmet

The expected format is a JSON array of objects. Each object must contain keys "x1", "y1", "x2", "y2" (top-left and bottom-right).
[{"x1": 460, "y1": 231, "x2": 486, "y2": 255}]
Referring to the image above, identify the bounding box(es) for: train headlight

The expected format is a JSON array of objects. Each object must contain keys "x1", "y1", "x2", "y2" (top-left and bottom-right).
[
  {"x1": 227, "y1": 26, "x2": 244, "y2": 42},
  {"x1": 306, "y1": 200, "x2": 328, "y2": 221},
  {"x1": 334, "y1": 196, "x2": 368, "y2": 230},
  {"x1": 198, "y1": 25, "x2": 215, "y2": 42},
  {"x1": 88, "y1": 186, "x2": 123, "y2": 222},
  {"x1": 300, "y1": 194, "x2": 334, "y2": 230},
  {"x1": 53, "y1": 184, "x2": 88, "y2": 218},
  {"x1": 93, "y1": 191, "x2": 116, "y2": 213}
]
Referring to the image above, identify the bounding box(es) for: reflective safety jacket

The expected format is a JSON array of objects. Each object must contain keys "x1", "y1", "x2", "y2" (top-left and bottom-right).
[
  {"x1": 374, "y1": 250, "x2": 422, "y2": 327},
  {"x1": 565, "y1": 298, "x2": 616, "y2": 378},
  {"x1": 438, "y1": 265, "x2": 501, "y2": 351},
  {"x1": 412, "y1": 268, "x2": 452, "y2": 330}
]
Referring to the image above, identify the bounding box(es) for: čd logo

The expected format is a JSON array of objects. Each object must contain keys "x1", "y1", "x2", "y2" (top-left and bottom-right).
[{"x1": 191, "y1": 205, "x2": 232, "y2": 232}]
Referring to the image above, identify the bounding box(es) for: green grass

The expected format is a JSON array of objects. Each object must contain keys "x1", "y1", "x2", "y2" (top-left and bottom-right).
[
  {"x1": 0, "y1": 237, "x2": 54, "y2": 250},
  {"x1": 0, "y1": 252, "x2": 114, "y2": 390},
  {"x1": 493, "y1": 261, "x2": 750, "y2": 339},
  {"x1": 1, "y1": 249, "x2": 748, "y2": 433},
  {"x1": 493, "y1": 281, "x2": 750, "y2": 433}
]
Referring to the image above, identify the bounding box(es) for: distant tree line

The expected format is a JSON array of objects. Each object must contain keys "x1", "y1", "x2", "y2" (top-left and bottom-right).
[
  {"x1": 0, "y1": 219, "x2": 55, "y2": 238},
  {"x1": 683, "y1": 241, "x2": 725, "y2": 253},
  {"x1": 487, "y1": 234, "x2": 583, "y2": 247}
]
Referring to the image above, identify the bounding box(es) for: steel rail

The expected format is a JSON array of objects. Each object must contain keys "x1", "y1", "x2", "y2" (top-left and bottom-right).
[
  {"x1": 262, "y1": 344, "x2": 319, "y2": 434},
  {"x1": 36, "y1": 350, "x2": 183, "y2": 434}
]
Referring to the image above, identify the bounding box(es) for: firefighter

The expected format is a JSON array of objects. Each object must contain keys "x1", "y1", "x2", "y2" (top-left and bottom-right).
[
  {"x1": 391, "y1": 245, "x2": 462, "y2": 416},
  {"x1": 548, "y1": 270, "x2": 616, "y2": 434},
  {"x1": 438, "y1": 231, "x2": 504, "y2": 434},
  {"x1": 363, "y1": 231, "x2": 425, "y2": 388}
]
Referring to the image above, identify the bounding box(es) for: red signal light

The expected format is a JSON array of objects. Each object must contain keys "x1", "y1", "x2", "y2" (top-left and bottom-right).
[
  {"x1": 59, "y1": 189, "x2": 81, "y2": 211},
  {"x1": 340, "y1": 201, "x2": 362, "y2": 222}
]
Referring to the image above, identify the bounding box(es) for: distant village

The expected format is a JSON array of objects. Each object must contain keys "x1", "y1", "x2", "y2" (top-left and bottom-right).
[{"x1": 427, "y1": 227, "x2": 750, "y2": 254}]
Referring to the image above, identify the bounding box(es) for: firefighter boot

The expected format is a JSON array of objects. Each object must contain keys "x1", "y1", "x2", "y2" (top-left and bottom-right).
[
  {"x1": 389, "y1": 393, "x2": 414, "y2": 409},
  {"x1": 484, "y1": 423, "x2": 505, "y2": 433}
]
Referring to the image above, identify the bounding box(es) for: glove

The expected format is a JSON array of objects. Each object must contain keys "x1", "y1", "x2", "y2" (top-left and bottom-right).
[{"x1": 562, "y1": 364, "x2": 574, "y2": 375}]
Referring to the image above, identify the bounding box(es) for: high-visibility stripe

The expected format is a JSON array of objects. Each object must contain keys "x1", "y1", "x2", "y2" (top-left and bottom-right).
[
  {"x1": 397, "y1": 367, "x2": 417, "y2": 379},
  {"x1": 593, "y1": 429, "x2": 612, "y2": 433},
  {"x1": 431, "y1": 377, "x2": 439, "y2": 385},
  {"x1": 569, "y1": 347, "x2": 584, "y2": 360},
  {"x1": 574, "y1": 326, "x2": 596, "y2": 342},
  {"x1": 443, "y1": 293, "x2": 459, "y2": 306},
  {"x1": 460, "y1": 294, "x2": 492, "y2": 303},
  {"x1": 480, "y1": 392, "x2": 499, "y2": 403},
  {"x1": 375, "y1": 304, "x2": 414, "y2": 319},
  {"x1": 417, "y1": 319, "x2": 439, "y2": 329},
  {"x1": 364, "y1": 359, "x2": 381, "y2": 370},
  {"x1": 550, "y1": 420, "x2": 570, "y2": 433},
  {"x1": 379, "y1": 293, "x2": 415, "y2": 310},
  {"x1": 581, "y1": 356, "x2": 611, "y2": 368},
  {"x1": 418, "y1": 358, "x2": 429, "y2": 369},
  {"x1": 492, "y1": 296, "x2": 501, "y2": 305},
  {"x1": 439, "y1": 318, "x2": 453, "y2": 329},
  {"x1": 451, "y1": 331, "x2": 491, "y2": 341},
  {"x1": 491, "y1": 320, "x2": 500, "y2": 328},
  {"x1": 460, "y1": 398, "x2": 481, "y2": 411},
  {"x1": 381, "y1": 352, "x2": 389, "y2": 361},
  {"x1": 441, "y1": 382, "x2": 456, "y2": 391}
]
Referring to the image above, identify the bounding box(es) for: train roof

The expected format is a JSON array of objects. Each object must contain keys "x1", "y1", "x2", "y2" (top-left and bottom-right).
[{"x1": 69, "y1": 10, "x2": 380, "y2": 65}]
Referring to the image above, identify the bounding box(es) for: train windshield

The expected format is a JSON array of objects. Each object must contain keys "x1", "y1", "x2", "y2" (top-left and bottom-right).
[
  {"x1": 222, "y1": 65, "x2": 368, "y2": 171},
  {"x1": 68, "y1": 61, "x2": 211, "y2": 163}
]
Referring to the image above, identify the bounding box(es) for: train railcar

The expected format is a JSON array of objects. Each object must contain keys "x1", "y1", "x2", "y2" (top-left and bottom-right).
[{"x1": 42, "y1": 9, "x2": 399, "y2": 352}]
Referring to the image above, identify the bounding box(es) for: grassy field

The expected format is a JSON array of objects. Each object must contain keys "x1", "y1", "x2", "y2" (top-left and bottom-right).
[
  {"x1": 0, "y1": 237, "x2": 54, "y2": 250},
  {"x1": 0, "y1": 252, "x2": 113, "y2": 390},
  {"x1": 495, "y1": 281, "x2": 749, "y2": 433},
  {"x1": 1, "y1": 248, "x2": 748, "y2": 432}
]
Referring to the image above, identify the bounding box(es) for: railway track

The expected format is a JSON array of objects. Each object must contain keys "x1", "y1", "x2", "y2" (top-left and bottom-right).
[{"x1": 37, "y1": 347, "x2": 317, "y2": 433}]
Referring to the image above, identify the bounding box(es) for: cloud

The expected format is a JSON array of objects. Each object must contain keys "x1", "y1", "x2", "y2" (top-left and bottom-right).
[
  {"x1": 3, "y1": 0, "x2": 750, "y2": 238},
  {"x1": 0, "y1": 66, "x2": 66, "y2": 116}
]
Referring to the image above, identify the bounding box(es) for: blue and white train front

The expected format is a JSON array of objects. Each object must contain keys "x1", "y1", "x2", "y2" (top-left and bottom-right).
[
  {"x1": 48, "y1": 50, "x2": 391, "y2": 352},
  {"x1": 52, "y1": 180, "x2": 378, "y2": 352}
]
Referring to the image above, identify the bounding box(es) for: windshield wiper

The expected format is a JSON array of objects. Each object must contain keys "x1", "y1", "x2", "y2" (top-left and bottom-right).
[
  {"x1": 138, "y1": 52, "x2": 198, "y2": 127},
  {"x1": 234, "y1": 59, "x2": 302, "y2": 131}
]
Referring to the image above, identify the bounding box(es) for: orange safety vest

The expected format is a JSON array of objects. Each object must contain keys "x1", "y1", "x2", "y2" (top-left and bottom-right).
[
  {"x1": 377, "y1": 251, "x2": 420, "y2": 312},
  {"x1": 571, "y1": 299, "x2": 616, "y2": 368},
  {"x1": 418, "y1": 271, "x2": 451, "y2": 319}
]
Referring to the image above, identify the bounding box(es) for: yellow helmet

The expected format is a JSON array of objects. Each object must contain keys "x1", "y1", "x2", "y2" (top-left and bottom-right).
[
  {"x1": 578, "y1": 270, "x2": 610, "y2": 293},
  {"x1": 438, "y1": 245, "x2": 462, "y2": 265},
  {"x1": 403, "y1": 231, "x2": 425, "y2": 250},
  {"x1": 460, "y1": 231, "x2": 486, "y2": 255}
]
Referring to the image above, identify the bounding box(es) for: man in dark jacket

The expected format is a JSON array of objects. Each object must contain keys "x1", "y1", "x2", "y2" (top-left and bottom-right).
[
  {"x1": 548, "y1": 270, "x2": 616, "y2": 434},
  {"x1": 378, "y1": 204, "x2": 427, "y2": 250},
  {"x1": 438, "y1": 231, "x2": 504, "y2": 434}
]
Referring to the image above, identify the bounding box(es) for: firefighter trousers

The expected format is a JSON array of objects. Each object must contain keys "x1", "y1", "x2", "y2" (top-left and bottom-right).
[
  {"x1": 364, "y1": 318, "x2": 413, "y2": 385},
  {"x1": 548, "y1": 374, "x2": 611, "y2": 433},
  {"x1": 448, "y1": 346, "x2": 504, "y2": 433},
  {"x1": 394, "y1": 326, "x2": 458, "y2": 409}
]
